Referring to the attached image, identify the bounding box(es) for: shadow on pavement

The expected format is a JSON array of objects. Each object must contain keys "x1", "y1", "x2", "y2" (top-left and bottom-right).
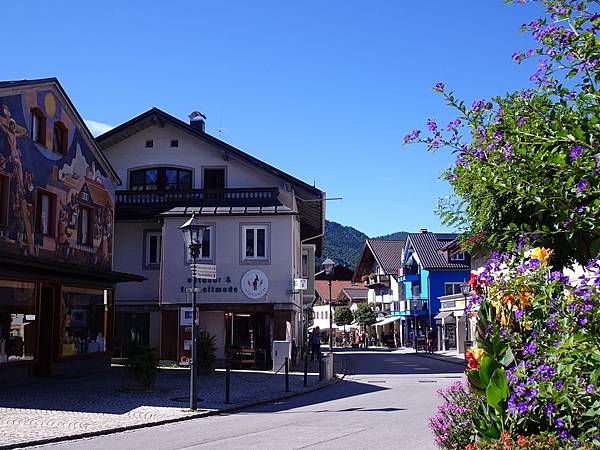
[{"x1": 333, "y1": 350, "x2": 465, "y2": 375}]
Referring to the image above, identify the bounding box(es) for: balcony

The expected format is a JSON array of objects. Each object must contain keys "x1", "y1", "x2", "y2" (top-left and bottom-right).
[
  {"x1": 362, "y1": 273, "x2": 390, "y2": 288},
  {"x1": 115, "y1": 187, "x2": 280, "y2": 219},
  {"x1": 397, "y1": 264, "x2": 420, "y2": 283}
]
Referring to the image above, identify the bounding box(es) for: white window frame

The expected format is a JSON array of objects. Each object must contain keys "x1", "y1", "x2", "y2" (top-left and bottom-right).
[
  {"x1": 144, "y1": 230, "x2": 162, "y2": 269},
  {"x1": 241, "y1": 224, "x2": 269, "y2": 263},
  {"x1": 444, "y1": 282, "x2": 462, "y2": 296},
  {"x1": 450, "y1": 251, "x2": 465, "y2": 261}
]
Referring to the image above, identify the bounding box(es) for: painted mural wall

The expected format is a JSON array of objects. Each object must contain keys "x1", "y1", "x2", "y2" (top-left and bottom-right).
[{"x1": 0, "y1": 86, "x2": 115, "y2": 269}]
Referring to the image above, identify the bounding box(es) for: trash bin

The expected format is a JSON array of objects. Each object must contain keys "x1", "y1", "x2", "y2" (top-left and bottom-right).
[{"x1": 320, "y1": 352, "x2": 334, "y2": 380}]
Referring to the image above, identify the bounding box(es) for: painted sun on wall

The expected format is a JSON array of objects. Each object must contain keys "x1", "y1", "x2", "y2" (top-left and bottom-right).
[{"x1": 0, "y1": 88, "x2": 115, "y2": 269}]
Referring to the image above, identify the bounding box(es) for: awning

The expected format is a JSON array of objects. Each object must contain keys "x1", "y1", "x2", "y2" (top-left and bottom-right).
[
  {"x1": 375, "y1": 316, "x2": 401, "y2": 327},
  {"x1": 434, "y1": 311, "x2": 453, "y2": 320}
]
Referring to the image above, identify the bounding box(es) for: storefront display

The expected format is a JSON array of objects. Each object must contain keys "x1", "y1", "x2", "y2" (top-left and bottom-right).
[
  {"x1": 0, "y1": 280, "x2": 37, "y2": 364},
  {"x1": 60, "y1": 287, "x2": 109, "y2": 356}
]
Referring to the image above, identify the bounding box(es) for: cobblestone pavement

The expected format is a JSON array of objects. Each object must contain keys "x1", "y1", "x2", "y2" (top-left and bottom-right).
[{"x1": 0, "y1": 365, "x2": 326, "y2": 448}]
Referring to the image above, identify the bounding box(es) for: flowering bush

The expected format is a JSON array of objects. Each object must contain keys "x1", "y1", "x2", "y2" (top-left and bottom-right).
[
  {"x1": 405, "y1": 0, "x2": 600, "y2": 268},
  {"x1": 463, "y1": 248, "x2": 600, "y2": 448},
  {"x1": 428, "y1": 381, "x2": 479, "y2": 449},
  {"x1": 465, "y1": 431, "x2": 558, "y2": 450}
]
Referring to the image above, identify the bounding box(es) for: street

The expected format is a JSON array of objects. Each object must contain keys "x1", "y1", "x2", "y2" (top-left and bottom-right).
[{"x1": 34, "y1": 351, "x2": 464, "y2": 450}]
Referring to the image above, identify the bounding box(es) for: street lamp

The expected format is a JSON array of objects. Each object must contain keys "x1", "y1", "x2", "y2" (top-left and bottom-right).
[
  {"x1": 180, "y1": 213, "x2": 207, "y2": 411},
  {"x1": 460, "y1": 281, "x2": 472, "y2": 354},
  {"x1": 323, "y1": 258, "x2": 336, "y2": 352}
]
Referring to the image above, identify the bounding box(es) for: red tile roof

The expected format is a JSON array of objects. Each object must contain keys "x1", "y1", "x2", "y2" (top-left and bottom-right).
[{"x1": 314, "y1": 280, "x2": 365, "y2": 301}]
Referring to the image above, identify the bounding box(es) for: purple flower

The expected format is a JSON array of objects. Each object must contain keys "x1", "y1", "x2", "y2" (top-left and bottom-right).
[
  {"x1": 529, "y1": 258, "x2": 540, "y2": 270},
  {"x1": 514, "y1": 308, "x2": 524, "y2": 320},
  {"x1": 557, "y1": 429, "x2": 570, "y2": 440},
  {"x1": 555, "y1": 418, "x2": 565, "y2": 428},
  {"x1": 570, "y1": 145, "x2": 583, "y2": 161},
  {"x1": 547, "y1": 318, "x2": 557, "y2": 329},
  {"x1": 471, "y1": 99, "x2": 486, "y2": 112},
  {"x1": 576, "y1": 180, "x2": 589, "y2": 194},
  {"x1": 517, "y1": 116, "x2": 525, "y2": 128},
  {"x1": 578, "y1": 314, "x2": 588, "y2": 326},
  {"x1": 586, "y1": 384, "x2": 594, "y2": 394},
  {"x1": 433, "y1": 82, "x2": 445, "y2": 92},
  {"x1": 545, "y1": 402, "x2": 554, "y2": 417},
  {"x1": 473, "y1": 148, "x2": 486, "y2": 160},
  {"x1": 523, "y1": 342, "x2": 537, "y2": 356},
  {"x1": 555, "y1": 380, "x2": 564, "y2": 390},
  {"x1": 426, "y1": 119, "x2": 438, "y2": 132}
]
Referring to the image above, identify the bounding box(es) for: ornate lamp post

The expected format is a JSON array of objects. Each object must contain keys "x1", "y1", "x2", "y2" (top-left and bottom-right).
[
  {"x1": 180, "y1": 213, "x2": 206, "y2": 411},
  {"x1": 460, "y1": 281, "x2": 472, "y2": 354},
  {"x1": 323, "y1": 258, "x2": 336, "y2": 352}
]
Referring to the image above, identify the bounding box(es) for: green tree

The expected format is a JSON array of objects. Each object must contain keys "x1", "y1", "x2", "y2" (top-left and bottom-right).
[
  {"x1": 354, "y1": 303, "x2": 375, "y2": 327},
  {"x1": 334, "y1": 306, "x2": 354, "y2": 331},
  {"x1": 406, "y1": 0, "x2": 600, "y2": 267}
]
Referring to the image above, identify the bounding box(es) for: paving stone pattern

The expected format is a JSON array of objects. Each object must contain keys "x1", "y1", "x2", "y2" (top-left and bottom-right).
[{"x1": 0, "y1": 365, "x2": 324, "y2": 448}]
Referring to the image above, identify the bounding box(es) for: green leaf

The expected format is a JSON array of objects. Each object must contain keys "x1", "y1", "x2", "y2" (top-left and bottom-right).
[
  {"x1": 466, "y1": 369, "x2": 486, "y2": 393},
  {"x1": 480, "y1": 355, "x2": 500, "y2": 387},
  {"x1": 499, "y1": 347, "x2": 515, "y2": 367},
  {"x1": 590, "y1": 238, "x2": 600, "y2": 257},
  {"x1": 486, "y1": 367, "x2": 509, "y2": 410}
]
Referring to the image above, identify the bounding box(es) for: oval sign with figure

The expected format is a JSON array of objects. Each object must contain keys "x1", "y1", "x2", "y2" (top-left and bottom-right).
[{"x1": 241, "y1": 269, "x2": 269, "y2": 299}]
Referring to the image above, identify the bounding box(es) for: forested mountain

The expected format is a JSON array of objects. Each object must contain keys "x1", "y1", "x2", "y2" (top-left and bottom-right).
[{"x1": 320, "y1": 220, "x2": 411, "y2": 270}]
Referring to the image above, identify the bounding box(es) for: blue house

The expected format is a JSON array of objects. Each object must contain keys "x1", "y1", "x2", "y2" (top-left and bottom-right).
[{"x1": 396, "y1": 231, "x2": 471, "y2": 350}]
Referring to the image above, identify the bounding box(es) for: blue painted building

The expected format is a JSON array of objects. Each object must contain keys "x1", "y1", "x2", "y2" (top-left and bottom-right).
[{"x1": 396, "y1": 231, "x2": 471, "y2": 350}]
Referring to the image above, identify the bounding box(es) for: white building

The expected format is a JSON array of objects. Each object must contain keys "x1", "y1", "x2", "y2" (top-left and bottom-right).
[{"x1": 97, "y1": 108, "x2": 324, "y2": 367}]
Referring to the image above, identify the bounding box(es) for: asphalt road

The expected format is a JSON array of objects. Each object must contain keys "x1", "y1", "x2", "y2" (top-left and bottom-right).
[{"x1": 35, "y1": 351, "x2": 464, "y2": 450}]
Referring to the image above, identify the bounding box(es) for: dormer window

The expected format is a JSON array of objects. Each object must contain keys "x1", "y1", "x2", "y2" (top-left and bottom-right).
[
  {"x1": 53, "y1": 121, "x2": 68, "y2": 156},
  {"x1": 31, "y1": 108, "x2": 46, "y2": 146},
  {"x1": 450, "y1": 252, "x2": 465, "y2": 261}
]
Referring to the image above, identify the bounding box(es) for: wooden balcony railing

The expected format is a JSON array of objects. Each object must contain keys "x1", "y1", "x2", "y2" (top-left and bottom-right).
[{"x1": 115, "y1": 187, "x2": 280, "y2": 208}]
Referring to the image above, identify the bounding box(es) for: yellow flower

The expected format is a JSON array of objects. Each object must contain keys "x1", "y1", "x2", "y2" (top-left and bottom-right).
[
  {"x1": 522, "y1": 320, "x2": 533, "y2": 331},
  {"x1": 530, "y1": 247, "x2": 552, "y2": 266},
  {"x1": 470, "y1": 347, "x2": 485, "y2": 364}
]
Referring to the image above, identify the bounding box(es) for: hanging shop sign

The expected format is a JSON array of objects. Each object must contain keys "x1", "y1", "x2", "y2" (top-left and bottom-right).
[{"x1": 241, "y1": 269, "x2": 269, "y2": 299}]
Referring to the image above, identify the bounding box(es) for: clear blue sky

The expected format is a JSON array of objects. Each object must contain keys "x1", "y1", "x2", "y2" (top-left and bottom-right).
[{"x1": 4, "y1": 1, "x2": 543, "y2": 237}]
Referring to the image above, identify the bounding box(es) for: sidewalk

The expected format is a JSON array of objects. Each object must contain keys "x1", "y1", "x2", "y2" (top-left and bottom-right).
[
  {"x1": 417, "y1": 349, "x2": 466, "y2": 366},
  {"x1": 0, "y1": 364, "x2": 335, "y2": 449}
]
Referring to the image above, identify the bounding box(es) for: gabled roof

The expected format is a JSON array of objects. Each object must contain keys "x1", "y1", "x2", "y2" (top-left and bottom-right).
[
  {"x1": 96, "y1": 107, "x2": 324, "y2": 253},
  {"x1": 0, "y1": 78, "x2": 120, "y2": 185},
  {"x1": 406, "y1": 232, "x2": 469, "y2": 270},
  {"x1": 315, "y1": 280, "x2": 362, "y2": 301},
  {"x1": 353, "y1": 239, "x2": 405, "y2": 281},
  {"x1": 338, "y1": 287, "x2": 369, "y2": 301}
]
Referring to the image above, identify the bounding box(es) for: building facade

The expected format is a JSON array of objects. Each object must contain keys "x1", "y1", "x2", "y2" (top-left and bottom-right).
[
  {"x1": 97, "y1": 108, "x2": 324, "y2": 367},
  {"x1": 0, "y1": 78, "x2": 140, "y2": 382}
]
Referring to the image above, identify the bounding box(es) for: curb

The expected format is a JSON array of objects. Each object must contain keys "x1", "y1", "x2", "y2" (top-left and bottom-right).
[
  {"x1": 8, "y1": 377, "x2": 340, "y2": 449},
  {"x1": 416, "y1": 352, "x2": 466, "y2": 367}
]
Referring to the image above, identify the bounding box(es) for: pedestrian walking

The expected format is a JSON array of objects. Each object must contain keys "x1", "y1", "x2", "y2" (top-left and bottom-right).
[
  {"x1": 427, "y1": 328, "x2": 435, "y2": 353},
  {"x1": 309, "y1": 327, "x2": 321, "y2": 361}
]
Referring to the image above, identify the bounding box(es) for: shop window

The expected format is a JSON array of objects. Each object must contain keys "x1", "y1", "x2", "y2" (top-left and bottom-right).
[
  {"x1": 35, "y1": 190, "x2": 56, "y2": 237},
  {"x1": 78, "y1": 205, "x2": 94, "y2": 246},
  {"x1": 60, "y1": 287, "x2": 109, "y2": 357},
  {"x1": 203, "y1": 168, "x2": 225, "y2": 189},
  {"x1": 0, "y1": 280, "x2": 37, "y2": 364},
  {"x1": 130, "y1": 167, "x2": 192, "y2": 191},
  {"x1": 444, "y1": 282, "x2": 462, "y2": 296},
  {"x1": 0, "y1": 174, "x2": 9, "y2": 226},
  {"x1": 241, "y1": 224, "x2": 269, "y2": 261},
  {"x1": 52, "y1": 121, "x2": 68, "y2": 156},
  {"x1": 144, "y1": 230, "x2": 162, "y2": 269},
  {"x1": 30, "y1": 108, "x2": 46, "y2": 146}
]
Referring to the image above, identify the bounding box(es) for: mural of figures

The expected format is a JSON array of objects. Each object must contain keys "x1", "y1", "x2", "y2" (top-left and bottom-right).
[{"x1": 0, "y1": 88, "x2": 115, "y2": 269}]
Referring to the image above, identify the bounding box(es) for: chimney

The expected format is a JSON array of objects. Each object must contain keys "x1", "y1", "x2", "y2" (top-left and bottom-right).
[
  {"x1": 188, "y1": 111, "x2": 206, "y2": 132},
  {"x1": 420, "y1": 228, "x2": 428, "y2": 233}
]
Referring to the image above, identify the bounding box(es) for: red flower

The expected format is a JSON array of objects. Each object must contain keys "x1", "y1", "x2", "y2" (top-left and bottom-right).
[{"x1": 466, "y1": 351, "x2": 478, "y2": 369}]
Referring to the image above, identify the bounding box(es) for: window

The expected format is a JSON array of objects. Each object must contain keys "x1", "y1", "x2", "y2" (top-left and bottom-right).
[
  {"x1": 60, "y1": 287, "x2": 109, "y2": 356},
  {"x1": 444, "y1": 282, "x2": 462, "y2": 296},
  {"x1": 0, "y1": 280, "x2": 37, "y2": 364},
  {"x1": 242, "y1": 225, "x2": 269, "y2": 261},
  {"x1": 203, "y1": 168, "x2": 225, "y2": 189},
  {"x1": 185, "y1": 226, "x2": 213, "y2": 262},
  {"x1": 302, "y1": 253, "x2": 308, "y2": 278},
  {"x1": 130, "y1": 167, "x2": 192, "y2": 191},
  {"x1": 0, "y1": 174, "x2": 9, "y2": 226},
  {"x1": 145, "y1": 140, "x2": 154, "y2": 148},
  {"x1": 450, "y1": 252, "x2": 466, "y2": 261},
  {"x1": 170, "y1": 139, "x2": 179, "y2": 147},
  {"x1": 78, "y1": 205, "x2": 93, "y2": 246},
  {"x1": 35, "y1": 190, "x2": 55, "y2": 236},
  {"x1": 144, "y1": 230, "x2": 162, "y2": 268},
  {"x1": 53, "y1": 121, "x2": 68, "y2": 155},
  {"x1": 31, "y1": 108, "x2": 46, "y2": 146}
]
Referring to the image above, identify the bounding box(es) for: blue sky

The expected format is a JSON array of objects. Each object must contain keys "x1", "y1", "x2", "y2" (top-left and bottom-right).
[{"x1": 4, "y1": 1, "x2": 544, "y2": 236}]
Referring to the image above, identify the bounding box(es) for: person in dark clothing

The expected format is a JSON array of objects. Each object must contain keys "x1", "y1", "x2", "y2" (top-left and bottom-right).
[
  {"x1": 427, "y1": 328, "x2": 435, "y2": 353},
  {"x1": 309, "y1": 327, "x2": 321, "y2": 361}
]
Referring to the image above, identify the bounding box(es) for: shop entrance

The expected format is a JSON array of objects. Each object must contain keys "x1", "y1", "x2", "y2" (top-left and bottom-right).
[
  {"x1": 225, "y1": 312, "x2": 271, "y2": 368},
  {"x1": 35, "y1": 285, "x2": 56, "y2": 375}
]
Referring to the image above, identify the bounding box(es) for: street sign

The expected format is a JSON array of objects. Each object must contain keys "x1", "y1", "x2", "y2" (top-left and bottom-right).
[
  {"x1": 191, "y1": 263, "x2": 217, "y2": 280},
  {"x1": 294, "y1": 278, "x2": 308, "y2": 290}
]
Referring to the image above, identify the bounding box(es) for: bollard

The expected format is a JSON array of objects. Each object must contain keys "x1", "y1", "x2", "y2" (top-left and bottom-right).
[
  {"x1": 285, "y1": 357, "x2": 290, "y2": 392},
  {"x1": 225, "y1": 359, "x2": 231, "y2": 404},
  {"x1": 303, "y1": 352, "x2": 308, "y2": 387}
]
